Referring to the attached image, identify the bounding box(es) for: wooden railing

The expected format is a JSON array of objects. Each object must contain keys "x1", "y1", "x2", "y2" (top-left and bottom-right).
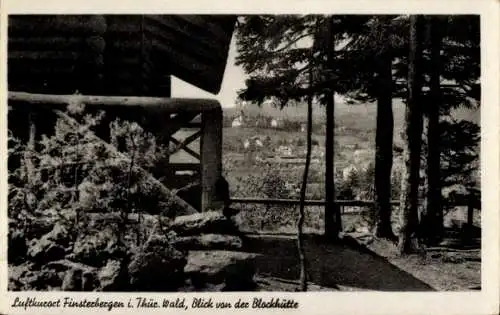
[
  {"x1": 230, "y1": 198, "x2": 397, "y2": 215},
  {"x1": 230, "y1": 195, "x2": 480, "y2": 225},
  {"x1": 8, "y1": 91, "x2": 224, "y2": 212}
]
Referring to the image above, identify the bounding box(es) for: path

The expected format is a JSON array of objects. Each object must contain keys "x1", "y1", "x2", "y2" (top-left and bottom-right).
[{"x1": 244, "y1": 234, "x2": 435, "y2": 291}]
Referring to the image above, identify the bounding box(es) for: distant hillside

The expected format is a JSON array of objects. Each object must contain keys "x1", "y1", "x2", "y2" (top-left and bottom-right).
[
  {"x1": 222, "y1": 98, "x2": 480, "y2": 127},
  {"x1": 223, "y1": 101, "x2": 326, "y2": 121}
]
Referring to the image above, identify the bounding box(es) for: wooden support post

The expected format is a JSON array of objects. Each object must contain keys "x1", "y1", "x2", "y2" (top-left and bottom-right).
[{"x1": 200, "y1": 107, "x2": 222, "y2": 211}]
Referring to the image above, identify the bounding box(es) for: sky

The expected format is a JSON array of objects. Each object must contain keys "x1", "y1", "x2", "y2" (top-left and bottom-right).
[
  {"x1": 170, "y1": 34, "x2": 245, "y2": 108},
  {"x1": 170, "y1": 31, "x2": 341, "y2": 108}
]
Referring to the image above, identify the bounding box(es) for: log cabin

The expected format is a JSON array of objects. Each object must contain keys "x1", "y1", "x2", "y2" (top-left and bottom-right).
[{"x1": 8, "y1": 15, "x2": 237, "y2": 212}]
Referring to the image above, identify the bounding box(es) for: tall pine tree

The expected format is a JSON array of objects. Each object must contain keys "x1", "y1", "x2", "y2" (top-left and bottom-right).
[
  {"x1": 398, "y1": 15, "x2": 425, "y2": 254},
  {"x1": 334, "y1": 15, "x2": 407, "y2": 240}
]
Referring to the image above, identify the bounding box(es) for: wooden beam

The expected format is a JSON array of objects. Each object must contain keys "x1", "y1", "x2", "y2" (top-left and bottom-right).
[
  {"x1": 169, "y1": 131, "x2": 202, "y2": 160},
  {"x1": 185, "y1": 122, "x2": 202, "y2": 128},
  {"x1": 170, "y1": 130, "x2": 202, "y2": 150},
  {"x1": 170, "y1": 163, "x2": 201, "y2": 172},
  {"x1": 9, "y1": 51, "x2": 81, "y2": 61},
  {"x1": 201, "y1": 107, "x2": 222, "y2": 211},
  {"x1": 175, "y1": 16, "x2": 234, "y2": 43},
  {"x1": 8, "y1": 91, "x2": 220, "y2": 112},
  {"x1": 164, "y1": 112, "x2": 200, "y2": 134},
  {"x1": 8, "y1": 15, "x2": 107, "y2": 35},
  {"x1": 145, "y1": 17, "x2": 226, "y2": 62},
  {"x1": 8, "y1": 36, "x2": 85, "y2": 49}
]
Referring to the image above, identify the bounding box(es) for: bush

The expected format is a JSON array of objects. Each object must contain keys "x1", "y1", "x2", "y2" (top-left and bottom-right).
[
  {"x1": 8, "y1": 104, "x2": 184, "y2": 258},
  {"x1": 262, "y1": 170, "x2": 289, "y2": 199},
  {"x1": 8, "y1": 103, "x2": 194, "y2": 292}
]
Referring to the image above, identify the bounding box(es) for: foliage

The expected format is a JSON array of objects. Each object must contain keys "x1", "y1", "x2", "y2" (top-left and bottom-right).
[
  {"x1": 235, "y1": 15, "x2": 370, "y2": 107},
  {"x1": 8, "y1": 104, "x2": 180, "y2": 248},
  {"x1": 262, "y1": 170, "x2": 290, "y2": 199},
  {"x1": 335, "y1": 15, "x2": 480, "y2": 106},
  {"x1": 423, "y1": 118, "x2": 480, "y2": 211},
  {"x1": 439, "y1": 119, "x2": 479, "y2": 190}
]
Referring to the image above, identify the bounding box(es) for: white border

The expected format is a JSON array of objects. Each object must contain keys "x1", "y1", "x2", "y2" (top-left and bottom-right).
[{"x1": 1, "y1": 1, "x2": 499, "y2": 315}]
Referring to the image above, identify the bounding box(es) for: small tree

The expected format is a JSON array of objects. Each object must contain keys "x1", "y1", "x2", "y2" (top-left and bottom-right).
[{"x1": 296, "y1": 49, "x2": 315, "y2": 291}]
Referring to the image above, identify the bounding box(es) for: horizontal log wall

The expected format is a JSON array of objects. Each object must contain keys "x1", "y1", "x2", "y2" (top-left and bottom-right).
[
  {"x1": 8, "y1": 16, "x2": 108, "y2": 94},
  {"x1": 8, "y1": 15, "x2": 236, "y2": 96}
]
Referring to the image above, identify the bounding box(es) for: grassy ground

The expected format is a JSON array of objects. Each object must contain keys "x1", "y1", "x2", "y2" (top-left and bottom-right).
[{"x1": 347, "y1": 230, "x2": 481, "y2": 291}]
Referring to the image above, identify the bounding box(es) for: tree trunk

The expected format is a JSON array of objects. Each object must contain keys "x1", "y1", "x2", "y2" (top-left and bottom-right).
[
  {"x1": 324, "y1": 16, "x2": 341, "y2": 239},
  {"x1": 24, "y1": 112, "x2": 36, "y2": 183},
  {"x1": 23, "y1": 111, "x2": 38, "y2": 211},
  {"x1": 297, "y1": 64, "x2": 313, "y2": 292},
  {"x1": 398, "y1": 15, "x2": 425, "y2": 255},
  {"x1": 424, "y1": 17, "x2": 444, "y2": 245},
  {"x1": 374, "y1": 51, "x2": 396, "y2": 241}
]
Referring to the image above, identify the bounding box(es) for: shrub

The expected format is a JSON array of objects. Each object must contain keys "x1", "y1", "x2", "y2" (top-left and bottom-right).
[
  {"x1": 262, "y1": 170, "x2": 289, "y2": 199},
  {"x1": 8, "y1": 104, "x2": 183, "y2": 253}
]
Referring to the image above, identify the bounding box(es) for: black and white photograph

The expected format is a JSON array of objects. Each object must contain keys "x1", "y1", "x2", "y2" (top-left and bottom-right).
[{"x1": 1, "y1": 4, "x2": 499, "y2": 314}]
